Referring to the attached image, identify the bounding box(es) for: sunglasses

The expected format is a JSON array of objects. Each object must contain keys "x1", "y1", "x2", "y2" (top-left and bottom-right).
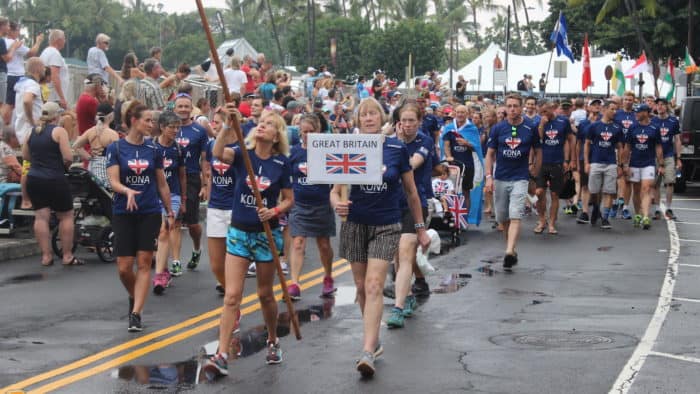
[{"x1": 511, "y1": 126, "x2": 517, "y2": 137}]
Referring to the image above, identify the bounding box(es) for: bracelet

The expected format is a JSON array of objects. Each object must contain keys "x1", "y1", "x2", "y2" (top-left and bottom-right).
[
  {"x1": 273, "y1": 207, "x2": 280, "y2": 217},
  {"x1": 485, "y1": 174, "x2": 493, "y2": 179},
  {"x1": 414, "y1": 222, "x2": 426, "y2": 230},
  {"x1": 222, "y1": 124, "x2": 231, "y2": 131}
]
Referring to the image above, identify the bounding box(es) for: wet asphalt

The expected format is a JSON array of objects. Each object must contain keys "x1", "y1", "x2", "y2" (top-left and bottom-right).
[{"x1": 1, "y1": 184, "x2": 700, "y2": 394}]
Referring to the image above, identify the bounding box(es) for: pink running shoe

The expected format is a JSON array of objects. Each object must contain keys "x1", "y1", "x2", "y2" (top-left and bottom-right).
[
  {"x1": 153, "y1": 272, "x2": 168, "y2": 295},
  {"x1": 287, "y1": 283, "x2": 301, "y2": 301},
  {"x1": 321, "y1": 275, "x2": 336, "y2": 297}
]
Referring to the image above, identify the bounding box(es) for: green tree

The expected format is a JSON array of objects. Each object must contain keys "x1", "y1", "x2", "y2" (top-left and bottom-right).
[{"x1": 463, "y1": 0, "x2": 498, "y2": 53}]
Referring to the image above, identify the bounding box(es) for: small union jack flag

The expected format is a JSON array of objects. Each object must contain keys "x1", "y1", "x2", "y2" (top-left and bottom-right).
[
  {"x1": 325, "y1": 153, "x2": 367, "y2": 175},
  {"x1": 444, "y1": 194, "x2": 469, "y2": 229}
]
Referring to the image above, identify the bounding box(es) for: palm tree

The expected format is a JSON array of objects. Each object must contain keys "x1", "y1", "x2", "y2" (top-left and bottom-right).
[
  {"x1": 463, "y1": 0, "x2": 498, "y2": 53},
  {"x1": 394, "y1": 0, "x2": 429, "y2": 20}
]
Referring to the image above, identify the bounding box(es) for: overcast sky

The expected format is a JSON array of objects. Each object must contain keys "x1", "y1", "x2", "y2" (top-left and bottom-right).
[{"x1": 138, "y1": 0, "x2": 550, "y2": 22}]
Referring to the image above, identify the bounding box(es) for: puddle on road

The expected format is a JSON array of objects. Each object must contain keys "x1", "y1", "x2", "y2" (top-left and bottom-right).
[
  {"x1": 432, "y1": 273, "x2": 470, "y2": 294},
  {"x1": 113, "y1": 299, "x2": 336, "y2": 387},
  {"x1": 0, "y1": 273, "x2": 46, "y2": 287},
  {"x1": 597, "y1": 246, "x2": 614, "y2": 252}
]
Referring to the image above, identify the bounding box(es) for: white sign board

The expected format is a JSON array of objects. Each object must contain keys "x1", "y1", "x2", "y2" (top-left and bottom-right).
[
  {"x1": 307, "y1": 133, "x2": 383, "y2": 185},
  {"x1": 493, "y1": 70, "x2": 507, "y2": 86},
  {"x1": 554, "y1": 61, "x2": 567, "y2": 78}
]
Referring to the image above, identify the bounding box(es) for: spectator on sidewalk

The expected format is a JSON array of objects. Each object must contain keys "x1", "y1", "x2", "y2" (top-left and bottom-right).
[
  {"x1": 137, "y1": 58, "x2": 165, "y2": 111},
  {"x1": 2, "y1": 21, "x2": 43, "y2": 126},
  {"x1": 39, "y1": 29, "x2": 69, "y2": 109},
  {"x1": 87, "y1": 33, "x2": 123, "y2": 86}
]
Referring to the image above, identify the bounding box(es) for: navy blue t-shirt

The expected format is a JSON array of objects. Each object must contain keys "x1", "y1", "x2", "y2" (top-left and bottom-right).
[
  {"x1": 541, "y1": 115, "x2": 572, "y2": 164},
  {"x1": 442, "y1": 129, "x2": 474, "y2": 168},
  {"x1": 586, "y1": 121, "x2": 623, "y2": 165},
  {"x1": 176, "y1": 122, "x2": 209, "y2": 174},
  {"x1": 106, "y1": 139, "x2": 164, "y2": 215},
  {"x1": 207, "y1": 140, "x2": 237, "y2": 210},
  {"x1": 400, "y1": 132, "x2": 434, "y2": 209},
  {"x1": 242, "y1": 120, "x2": 257, "y2": 137},
  {"x1": 577, "y1": 114, "x2": 601, "y2": 161},
  {"x1": 524, "y1": 113, "x2": 541, "y2": 126},
  {"x1": 349, "y1": 137, "x2": 411, "y2": 226},
  {"x1": 614, "y1": 109, "x2": 637, "y2": 137},
  {"x1": 626, "y1": 123, "x2": 660, "y2": 168},
  {"x1": 487, "y1": 119, "x2": 541, "y2": 181},
  {"x1": 229, "y1": 147, "x2": 292, "y2": 232},
  {"x1": 155, "y1": 139, "x2": 184, "y2": 196},
  {"x1": 289, "y1": 144, "x2": 332, "y2": 205},
  {"x1": 651, "y1": 116, "x2": 680, "y2": 158}
]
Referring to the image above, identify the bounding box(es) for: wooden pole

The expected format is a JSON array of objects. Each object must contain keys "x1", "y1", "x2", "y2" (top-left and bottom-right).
[{"x1": 195, "y1": 0, "x2": 301, "y2": 340}]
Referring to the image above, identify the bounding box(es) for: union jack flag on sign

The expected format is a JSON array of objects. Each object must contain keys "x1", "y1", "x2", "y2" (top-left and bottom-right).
[
  {"x1": 444, "y1": 194, "x2": 469, "y2": 229},
  {"x1": 325, "y1": 153, "x2": 367, "y2": 175}
]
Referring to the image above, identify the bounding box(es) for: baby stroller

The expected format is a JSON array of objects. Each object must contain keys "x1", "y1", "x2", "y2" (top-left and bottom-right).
[
  {"x1": 428, "y1": 160, "x2": 467, "y2": 247},
  {"x1": 52, "y1": 167, "x2": 115, "y2": 262}
]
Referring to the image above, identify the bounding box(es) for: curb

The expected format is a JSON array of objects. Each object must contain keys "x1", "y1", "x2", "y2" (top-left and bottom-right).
[{"x1": 0, "y1": 237, "x2": 41, "y2": 262}]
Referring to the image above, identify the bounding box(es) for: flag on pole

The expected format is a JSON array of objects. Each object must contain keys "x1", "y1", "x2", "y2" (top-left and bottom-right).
[
  {"x1": 624, "y1": 51, "x2": 651, "y2": 78},
  {"x1": 581, "y1": 33, "x2": 592, "y2": 91},
  {"x1": 685, "y1": 46, "x2": 698, "y2": 74},
  {"x1": 549, "y1": 12, "x2": 575, "y2": 63},
  {"x1": 611, "y1": 53, "x2": 626, "y2": 96},
  {"x1": 663, "y1": 57, "x2": 675, "y2": 101}
]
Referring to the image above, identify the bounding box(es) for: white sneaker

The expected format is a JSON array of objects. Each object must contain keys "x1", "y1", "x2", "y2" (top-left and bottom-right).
[
  {"x1": 281, "y1": 262, "x2": 289, "y2": 275},
  {"x1": 246, "y1": 262, "x2": 256, "y2": 277}
]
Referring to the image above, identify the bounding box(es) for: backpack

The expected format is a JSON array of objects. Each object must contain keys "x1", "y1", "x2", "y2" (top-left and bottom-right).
[{"x1": 517, "y1": 80, "x2": 526, "y2": 91}]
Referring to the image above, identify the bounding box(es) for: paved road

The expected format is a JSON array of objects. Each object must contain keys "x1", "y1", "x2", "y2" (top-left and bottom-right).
[{"x1": 1, "y1": 185, "x2": 699, "y2": 393}]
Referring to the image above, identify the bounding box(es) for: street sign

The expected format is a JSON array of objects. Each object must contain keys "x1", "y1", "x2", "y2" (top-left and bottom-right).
[
  {"x1": 604, "y1": 65, "x2": 613, "y2": 81},
  {"x1": 494, "y1": 70, "x2": 507, "y2": 86},
  {"x1": 554, "y1": 61, "x2": 567, "y2": 78},
  {"x1": 307, "y1": 134, "x2": 383, "y2": 185}
]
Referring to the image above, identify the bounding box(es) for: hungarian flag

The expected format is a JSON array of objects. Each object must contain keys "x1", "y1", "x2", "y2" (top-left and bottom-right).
[
  {"x1": 611, "y1": 53, "x2": 626, "y2": 96},
  {"x1": 663, "y1": 57, "x2": 675, "y2": 101},
  {"x1": 624, "y1": 51, "x2": 651, "y2": 78},
  {"x1": 685, "y1": 46, "x2": 698, "y2": 74},
  {"x1": 581, "y1": 33, "x2": 592, "y2": 91}
]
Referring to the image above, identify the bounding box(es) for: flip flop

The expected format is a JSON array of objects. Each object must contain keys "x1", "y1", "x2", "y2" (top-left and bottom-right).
[
  {"x1": 533, "y1": 223, "x2": 546, "y2": 234},
  {"x1": 62, "y1": 257, "x2": 86, "y2": 266},
  {"x1": 41, "y1": 259, "x2": 54, "y2": 266},
  {"x1": 548, "y1": 228, "x2": 558, "y2": 235}
]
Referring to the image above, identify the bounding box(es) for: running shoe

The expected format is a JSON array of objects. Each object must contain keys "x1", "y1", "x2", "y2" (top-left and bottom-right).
[
  {"x1": 169, "y1": 260, "x2": 183, "y2": 277},
  {"x1": 186, "y1": 250, "x2": 201, "y2": 270},
  {"x1": 246, "y1": 262, "x2": 257, "y2": 277},
  {"x1": 503, "y1": 253, "x2": 518, "y2": 270},
  {"x1": 403, "y1": 295, "x2": 417, "y2": 318},
  {"x1": 412, "y1": 280, "x2": 430, "y2": 297},
  {"x1": 281, "y1": 262, "x2": 289, "y2": 275},
  {"x1": 633, "y1": 214, "x2": 642, "y2": 228},
  {"x1": 321, "y1": 275, "x2": 336, "y2": 297},
  {"x1": 356, "y1": 351, "x2": 376, "y2": 377},
  {"x1": 642, "y1": 216, "x2": 651, "y2": 230},
  {"x1": 203, "y1": 353, "x2": 228, "y2": 377},
  {"x1": 152, "y1": 272, "x2": 170, "y2": 295},
  {"x1": 665, "y1": 209, "x2": 676, "y2": 220},
  {"x1": 266, "y1": 339, "x2": 283, "y2": 365},
  {"x1": 591, "y1": 205, "x2": 600, "y2": 226},
  {"x1": 287, "y1": 283, "x2": 301, "y2": 301},
  {"x1": 570, "y1": 203, "x2": 579, "y2": 214},
  {"x1": 373, "y1": 342, "x2": 384, "y2": 358},
  {"x1": 653, "y1": 210, "x2": 662, "y2": 220},
  {"x1": 609, "y1": 201, "x2": 619, "y2": 218},
  {"x1": 600, "y1": 218, "x2": 612, "y2": 230},
  {"x1": 128, "y1": 312, "x2": 142, "y2": 332},
  {"x1": 564, "y1": 206, "x2": 573, "y2": 215},
  {"x1": 387, "y1": 307, "x2": 405, "y2": 328},
  {"x1": 215, "y1": 283, "x2": 225, "y2": 296},
  {"x1": 621, "y1": 208, "x2": 632, "y2": 220},
  {"x1": 576, "y1": 212, "x2": 590, "y2": 224},
  {"x1": 524, "y1": 205, "x2": 532, "y2": 216}
]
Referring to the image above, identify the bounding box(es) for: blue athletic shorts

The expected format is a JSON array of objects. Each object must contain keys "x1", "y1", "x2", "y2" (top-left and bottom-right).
[{"x1": 226, "y1": 226, "x2": 283, "y2": 262}]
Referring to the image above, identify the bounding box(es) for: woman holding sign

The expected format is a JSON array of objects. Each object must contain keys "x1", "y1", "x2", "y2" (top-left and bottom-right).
[
  {"x1": 330, "y1": 97, "x2": 430, "y2": 378},
  {"x1": 287, "y1": 113, "x2": 336, "y2": 300},
  {"x1": 206, "y1": 106, "x2": 293, "y2": 377}
]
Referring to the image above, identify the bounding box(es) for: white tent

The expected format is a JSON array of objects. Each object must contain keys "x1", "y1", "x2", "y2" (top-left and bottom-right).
[{"x1": 448, "y1": 43, "x2": 660, "y2": 96}]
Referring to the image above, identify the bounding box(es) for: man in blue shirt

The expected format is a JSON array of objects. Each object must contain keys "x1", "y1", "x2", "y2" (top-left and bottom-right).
[
  {"x1": 584, "y1": 100, "x2": 624, "y2": 230},
  {"x1": 523, "y1": 96, "x2": 541, "y2": 125},
  {"x1": 612, "y1": 91, "x2": 637, "y2": 219},
  {"x1": 484, "y1": 95, "x2": 542, "y2": 270},
  {"x1": 651, "y1": 97, "x2": 682, "y2": 220},
  {"x1": 534, "y1": 101, "x2": 575, "y2": 234},
  {"x1": 575, "y1": 99, "x2": 602, "y2": 224},
  {"x1": 170, "y1": 96, "x2": 210, "y2": 275},
  {"x1": 623, "y1": 104, "x2": 663, "y2": 229}
]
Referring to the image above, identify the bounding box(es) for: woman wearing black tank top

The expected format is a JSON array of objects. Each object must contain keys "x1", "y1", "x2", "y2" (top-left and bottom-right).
[{"x1": 22, "y1": 102, "x2": 81, "y2": 266}]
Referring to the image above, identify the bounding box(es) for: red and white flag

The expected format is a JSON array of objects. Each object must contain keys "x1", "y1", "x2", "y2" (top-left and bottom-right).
[
  {"x1": 581, "y1": 33, "x2": 592, "y2": 91},
  {"x1": 624, "y1": 51, "x2": 651, "y2": 78}
]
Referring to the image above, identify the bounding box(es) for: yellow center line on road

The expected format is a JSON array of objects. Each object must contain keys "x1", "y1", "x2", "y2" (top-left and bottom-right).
[
  {"x1": 27, "y1": 263, "x2": 354, "y2": 394},
  {"x1": 1, "y1": 259, "x2": 349, "y2": 394}
]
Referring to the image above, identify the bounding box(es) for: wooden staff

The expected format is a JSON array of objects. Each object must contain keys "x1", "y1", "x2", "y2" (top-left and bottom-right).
[{"x1": 195, "y1": 0, "x2": 301, "y2": 340}]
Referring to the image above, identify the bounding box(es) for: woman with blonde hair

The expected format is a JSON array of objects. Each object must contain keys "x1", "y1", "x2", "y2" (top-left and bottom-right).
[
  {"x1": 22, "y1": 102, "x2": 79, "y2": 266},
  {"x1": 330, "y1": 97, "x2": 430, "y2": 377},
  {"x1": 72, "y1": 103, "x2": 119, "y2": 189},
  {"x1": 205, "y1": 107, "x2": 293, "y2": 376}
]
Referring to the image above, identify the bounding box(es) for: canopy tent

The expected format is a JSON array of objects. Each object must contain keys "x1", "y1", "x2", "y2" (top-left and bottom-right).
[{"x1": 442, "y1": 43, "x2": 662, "y2": 96}]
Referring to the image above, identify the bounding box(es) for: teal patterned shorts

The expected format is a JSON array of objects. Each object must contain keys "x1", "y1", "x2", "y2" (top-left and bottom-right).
[{"x1": 226, "y1": 226, "x2": 283, "y2": 262}]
